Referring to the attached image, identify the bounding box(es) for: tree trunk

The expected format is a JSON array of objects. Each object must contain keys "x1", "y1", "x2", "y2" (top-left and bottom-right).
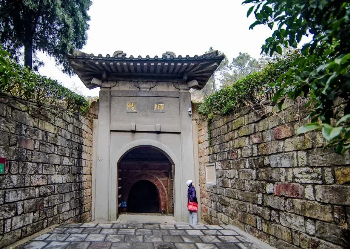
[
  {"x1": 24, "y1": 40, "x2": 33, "y2": 69},
  {"x1": 24, "y1": 11, "x2": 33, "y2": 69}
]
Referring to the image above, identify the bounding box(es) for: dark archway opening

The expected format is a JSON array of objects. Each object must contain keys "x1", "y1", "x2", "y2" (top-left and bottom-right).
[
  {"x1": 127, "y1": 180, "x2": 159, "y2": 213},
  {"x1": 118, "y1": 146, "x2": 174, "y2": 214}
]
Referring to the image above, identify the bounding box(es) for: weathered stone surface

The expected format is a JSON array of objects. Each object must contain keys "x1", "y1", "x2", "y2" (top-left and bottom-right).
[
  {"x1": 279, "y1": 212, "x2": 305, "y2": 232},
  {"x1": 197, "y1": 104, "x2": 350, "y2": 249},
  {"x1": 268, "y1": 223, "x2": 292, "y2": 243},
  {"x1": 290, "y1": 200, "x2": 333, "y2": 222},
  {"x1": 315, "y1": 221, "x2": 350, "y2": 247},
  {"x1": 0, "y1": 203, "x2": 17, "y2": 219},
  {"x1": 293, "y1": 168, "x2": 322, "y2": 184},
  {"x1": 315, "y1": 185, "x2": 350, "y2": 205},
  {"x1": 335, "y1": 166, "x2": 350, "y2": 184}
]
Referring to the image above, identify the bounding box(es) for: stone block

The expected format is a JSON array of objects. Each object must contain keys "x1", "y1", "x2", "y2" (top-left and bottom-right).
[
  {"x1": 269, "y1": 152, "x2": 296, "y2": 168},
  {"x1": 273, "y1": 124, "x2": 293, "y2": 140},
  {"x1": 274, "y1": 183, "x2": 304, "y2": 198},
  {"x1": 258, "y1": 168, "x2": 285, "y2": 182},
  {"x1": 291, "y1": 199, "x2": 332, "y2": 222},
  {"x1": 316, "y1": 221, "x2": 349, "y2": 247},
  {"x1": 12, "y1": 109, "x2": 34, "y2": 126},
  {"x1": 335, "y1": 166, "x2": 350, "y2": 184},
  {"x1": 315, "y1": 185, "x2": 350, "y2": 205},
  {"x1": 264, "y1": 195, "x2": 285, "y2": 211},
  {"x1": 280, "y1": 212, "x2": 305, "y2": 232},
  {"x1": 309, "y1": 150, "x2": 346, "y2": 166},
  {"x1": 305, "y1": 219, "x2": 315, "y2": 235},
  {"x1": 12, "y1": 213, "x2": 33, "y2": 230},
  {"x1": 18, "y1": 137, "x2": 34, "y2": 150},
  {"x1": 250, "y1": 133, "x2": 262, "y2": 144},
  {"x1": 24, "y1": 198, "x2": 44, "y2": 213},
  {"x1": 284, "y1": 136, "x2": 312, "y2": 152},
  {"x1": 0, "y1": 203, "x2": 17, "y2": 219},
  {"x1": 31, "y1": 175, "x2": 48, "y2": 186},
  {"x1": 88, "y1": 242, "x2": 112, "y2": 249},
  {"x1": 0, "y1": 131, "x2": 9, "y2": 146},
  {"x1": 268, "y1": 223, "x2": 292, "y2": 243},
  {"x1": 323, "y1": 167, "x2": 334, "y2": 184},
  {"x1": 294, "y1": 168, "x2": 322, "y2": 184},
  {"x1": 32, "y1": 151, "x2": 49, "y2": 163},
  {"x1": 297, "y1": 151, "x2": 307, "y2": 166},
  {"x1": 300, "y1": 232, "x2": 343, "y2": 249}
]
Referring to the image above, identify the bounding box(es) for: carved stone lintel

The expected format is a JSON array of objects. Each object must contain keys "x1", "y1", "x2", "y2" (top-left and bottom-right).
[
  {"x1": 133, "y1": 82, "x2": 156, "y2": 91},
  {"x1": 173, "y1": 83, "x2": 190, "y2": 91}
]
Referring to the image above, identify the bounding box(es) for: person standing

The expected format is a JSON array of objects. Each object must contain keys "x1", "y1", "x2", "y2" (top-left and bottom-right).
[{"x1": 187, "y1": 180, "x2": 198, "y2": 225}]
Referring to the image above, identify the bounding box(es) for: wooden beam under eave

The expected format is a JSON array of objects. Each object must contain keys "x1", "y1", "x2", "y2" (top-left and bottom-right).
[
  {"x1": 173, "y1": 63, "x2": 182, "y2": 74},
  {"x1": 95, "y1": 62, "x2": 105, "y2": 71},
  {"x1": 116, "y1": 62, "x2": 123, "y2": 72},
  {"x1": 156, "y1": 63, "x2": 162, "y2": 74},
  {"x1": 102, "y1": 62, "x2": 112, "y2": 72},
  {"x1": 162, "y1": 63, "x2": 169, "y2": 73},
  {"x1": 143, "y1": 63, "x2": 148, "y2": 73},
  {"x1": 110, "y1": 62, "x2": 117, "y2": 72},
  {"x1": 185, "y1": 63, "x2": 195, "y2": 72},
  {"x1": 168, "y1": 63, "x2": 175, "y2": 74},
  {"x1": 178, "y1": 63, "x2": 188, "y2": 74},
  {"x1": 192, "y1": 63, "x2": 218, "y2": 74},
  {"x1": 188, "y1": 62, "x2": 209, "y2": 73},
  {"x1": 85, "y1": 61, "x2": 101, "y2": 71},
  {"x1": 136, "y1": 63, "x2": 141, "y2": 73},
  {"x1": 129, "y1": 63, "x2": 135, "y2": 73},
  {"x1": 123, "y1": 62, "x2": 129, "y2": 73},
  {"x1": 150, "y1": 63, "x2": 155, "y2": 73}
]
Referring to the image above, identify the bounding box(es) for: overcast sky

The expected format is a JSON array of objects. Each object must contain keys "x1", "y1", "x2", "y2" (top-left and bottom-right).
[{"x1": 38, "y1": 0, "x2": 273, "y2": 97}]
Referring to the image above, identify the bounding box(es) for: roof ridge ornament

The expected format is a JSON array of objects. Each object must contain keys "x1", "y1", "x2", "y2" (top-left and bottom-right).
[
  {"x1": 113, "y1": 50, "x2": 126, "y2": 58},
  {"x1": 162, "y1": 51, "x2": 176, "y2": 59}
]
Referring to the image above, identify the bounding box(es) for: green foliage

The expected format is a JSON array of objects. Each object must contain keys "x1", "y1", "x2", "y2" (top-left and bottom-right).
[
  {"x1": 0, "y1": 46, "x2": 89, "y2": 115},
  {"x1": 0, "y1": 0, "x2": 91, "y2": 72},
  {"x1": 244, "y1": 0, "x2": 350, "y2": 154},
  {"x1": 198, "y1": 52, "x2": 298, "y2": 116}
]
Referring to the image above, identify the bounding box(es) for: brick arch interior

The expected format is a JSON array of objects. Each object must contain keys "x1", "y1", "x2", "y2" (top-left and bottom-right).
[
  {"x1": 122, "y1": 173, "x2": 168, "y2": 212},
  {"x1": 117, "y1": 146, "x2": 174, "y2": 214}
]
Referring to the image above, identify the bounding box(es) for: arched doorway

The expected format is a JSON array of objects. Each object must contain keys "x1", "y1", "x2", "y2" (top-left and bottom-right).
[
  {"x1": 118, "y1": 146, "x2": 174, "y2": 214},
  {"x1": 127, "y1": 180, "x2": 159, "y2": 213}
]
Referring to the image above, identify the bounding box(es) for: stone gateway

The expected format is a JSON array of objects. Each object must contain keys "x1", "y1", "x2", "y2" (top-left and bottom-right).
[{"x1": 67, "y1": 50, "x2": 224, "y2": 222}]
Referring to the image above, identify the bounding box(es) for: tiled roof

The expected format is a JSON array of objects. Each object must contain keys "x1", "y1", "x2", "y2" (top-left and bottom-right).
[{"x1": 67, "y1": 50, "x2": 225, "y2": 89}]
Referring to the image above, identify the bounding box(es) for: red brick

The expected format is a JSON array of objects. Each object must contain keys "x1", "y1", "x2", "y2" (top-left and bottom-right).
[
  {"x1": 274, "y1": 183, "x2": 304, "y2": 198},
  {"x1": 273, "y1": 124, "x2": 293, "y2": 140},
  {"x1": 250, "y1": 133, "x2": 262, "y2": 144},
  {"x1": 18, "y1": 137, "x2": 34, "y2": 150}
]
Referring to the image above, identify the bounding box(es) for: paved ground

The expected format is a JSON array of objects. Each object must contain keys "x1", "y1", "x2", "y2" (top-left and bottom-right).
[{"x1": 18, "y1": 221, "x2": 272, "y2": 249}]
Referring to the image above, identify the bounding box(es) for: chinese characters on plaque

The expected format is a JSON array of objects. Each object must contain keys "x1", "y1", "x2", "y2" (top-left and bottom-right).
[
  {"x1": 126, "y1": 102, "x2": 165, "y2": 113},
  {"x1": 126, "y1": 102, "x2": 137, "y2": 113}
]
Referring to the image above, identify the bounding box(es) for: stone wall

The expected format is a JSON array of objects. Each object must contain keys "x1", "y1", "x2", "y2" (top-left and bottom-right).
[
  {"x1": 195, "y1": 99, "x2": 350, "y2": 248},
  {"x1": 0, "y1": 94, "x2": 95, "y2": 248}
]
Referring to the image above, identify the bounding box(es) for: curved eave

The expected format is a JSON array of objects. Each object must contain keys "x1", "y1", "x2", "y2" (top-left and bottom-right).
[{"x1": 67, "y1": 53, "x2": 225, "y2": 89}]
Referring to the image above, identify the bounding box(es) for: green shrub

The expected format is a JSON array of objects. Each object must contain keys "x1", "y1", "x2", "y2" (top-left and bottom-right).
[
  {"x1": 0, "y1": 46, "x2": 89, "y2": 115},
  {"x1": 198, "y1": 52, "x2": 299, "y2": 117}
]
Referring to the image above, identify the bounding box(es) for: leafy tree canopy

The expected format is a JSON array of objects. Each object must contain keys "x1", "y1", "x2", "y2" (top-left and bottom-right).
[
  {"x1": 0, "y1": 0, "x2": 91, "y2": 73},
  {"x1": 243, "y1": 0, "x2": 350, "y2": 154}
]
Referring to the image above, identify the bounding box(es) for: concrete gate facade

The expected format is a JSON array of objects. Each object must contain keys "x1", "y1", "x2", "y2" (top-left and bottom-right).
[{"x1": 67, "y1": 50, "x2": 224, "y2": 222}]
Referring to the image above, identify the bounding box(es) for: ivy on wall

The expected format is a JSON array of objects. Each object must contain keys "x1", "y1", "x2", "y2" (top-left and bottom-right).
[{"x1": 0, "y1": 46, "x2": 89, "y2": 115}]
